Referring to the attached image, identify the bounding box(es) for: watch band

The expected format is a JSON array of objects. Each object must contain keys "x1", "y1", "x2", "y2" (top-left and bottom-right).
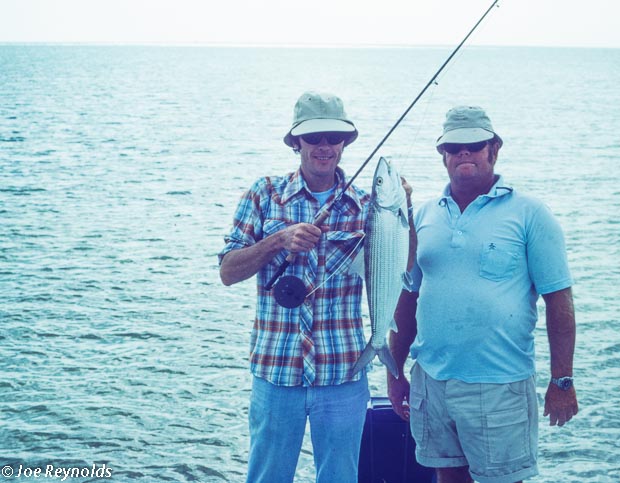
[
  {"x1": 551, "y1": 376, "x2": 574, "y2": 391},
  {"x1": 407, "y1": 205, "x2": 414, "y2": 219}
]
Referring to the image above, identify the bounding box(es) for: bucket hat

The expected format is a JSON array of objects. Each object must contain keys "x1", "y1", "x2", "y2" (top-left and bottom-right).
[
  {"x1": 436, "y1": 105, "x2": 502, "y2": 153},
  {"x1": 284, "y1": 91, "x2": 358, "y2": 147}
]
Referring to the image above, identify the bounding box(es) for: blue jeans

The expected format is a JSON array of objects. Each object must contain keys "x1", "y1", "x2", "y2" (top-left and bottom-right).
[{"x1": 246, "y1": 374, "x2": 370, "y2": 483}]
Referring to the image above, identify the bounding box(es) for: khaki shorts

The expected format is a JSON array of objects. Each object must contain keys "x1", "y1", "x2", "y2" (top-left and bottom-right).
[{"x1": 409, "y1": 363, "x2": 539, "y2": 483}]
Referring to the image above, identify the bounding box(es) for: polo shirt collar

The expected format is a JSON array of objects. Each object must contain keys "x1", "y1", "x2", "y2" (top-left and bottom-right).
[
  {"x1": 441, "y1": 174, "x2": 513, "y2": 204},
  {"x1": 486, "y1": 175, "x2": 514, "y2": 198}
]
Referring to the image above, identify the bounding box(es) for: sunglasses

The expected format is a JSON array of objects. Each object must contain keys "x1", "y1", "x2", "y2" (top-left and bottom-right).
[
  {"x1": 441, "y1": 140, "x2": 488, "y2": 155},
  {"x1": 300, "y1": 132, "x2": 349, "y2": 145}
]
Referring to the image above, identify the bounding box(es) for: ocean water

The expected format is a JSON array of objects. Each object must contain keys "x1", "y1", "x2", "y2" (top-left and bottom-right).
[{"x1": 1, "y1": 44, "x2": 619, "y2": 482}]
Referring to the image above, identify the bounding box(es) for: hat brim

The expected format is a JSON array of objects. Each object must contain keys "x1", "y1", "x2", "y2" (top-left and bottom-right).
[
  {"x1": 436, "y1": 127, "x2": 498, "y2": 147},
  {"x1": 284, "y1": 119, "x2": 357, "y2": 147}
]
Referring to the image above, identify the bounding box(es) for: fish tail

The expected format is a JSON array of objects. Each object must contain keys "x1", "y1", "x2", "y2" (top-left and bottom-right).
[
  {"x1": 350, "y1": 342, "x2": 400, "y2": 379},
  {"x1": 377, "y1": 346, "x2": 399, "y2": 379},
  {"x1": 350, "y1": 342, "x2": 376, "y2": 377}
]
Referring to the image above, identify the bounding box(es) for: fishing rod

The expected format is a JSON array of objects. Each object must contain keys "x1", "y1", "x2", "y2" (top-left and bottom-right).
[{"x1": 266, "y1": 0, "x2": 500, "y2": 295}]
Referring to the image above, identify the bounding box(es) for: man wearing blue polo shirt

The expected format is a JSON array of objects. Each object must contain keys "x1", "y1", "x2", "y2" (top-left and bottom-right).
[{"x1": 387, "y1": 106, "x2": 579, "y2": 483}]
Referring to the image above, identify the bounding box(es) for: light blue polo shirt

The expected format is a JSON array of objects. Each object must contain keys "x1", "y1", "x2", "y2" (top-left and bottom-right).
[{"x1": 407, "y1": 176, "x2": 572, "y2": 383}]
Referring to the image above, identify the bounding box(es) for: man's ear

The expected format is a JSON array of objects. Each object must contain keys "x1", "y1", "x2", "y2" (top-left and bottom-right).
[{"x1": 490, "y1": 142, "x2": 500, "y2": 165}]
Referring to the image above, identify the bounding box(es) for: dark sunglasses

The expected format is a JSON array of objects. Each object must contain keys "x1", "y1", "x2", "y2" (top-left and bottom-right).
[
  {"x1": 300, "y1": 132, "x2": 349, "y2": 145},
  {"x1": 441, "y1": 140, "x2": 488, "y2": 155}
]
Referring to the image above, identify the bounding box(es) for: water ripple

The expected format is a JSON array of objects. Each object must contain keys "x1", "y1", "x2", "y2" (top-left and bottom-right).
[{"x1": 1, "y1": 44, "x2": 618, "y2": 483}]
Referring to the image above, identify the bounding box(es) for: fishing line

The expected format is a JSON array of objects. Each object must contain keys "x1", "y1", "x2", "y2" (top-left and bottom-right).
[
  {"x1": 400, "y1": 3, "x2": 500, "y2": 167},
  {"x1": 398, "y1": 84, "x2": 437, "y2": 168},
  {"x1": 266, "y1": 0, "x2": 501, "y2": 297}
]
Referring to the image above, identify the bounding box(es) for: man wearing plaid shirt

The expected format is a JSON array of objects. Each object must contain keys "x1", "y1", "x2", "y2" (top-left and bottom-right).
[{"x1": 219, "y1": 92, "x2": 401, "y2": 483}]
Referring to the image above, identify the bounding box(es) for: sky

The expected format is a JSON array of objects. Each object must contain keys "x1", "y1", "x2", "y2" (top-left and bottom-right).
[{"x1": 1, "y1": 0, "x2": 619, "y2": 48}]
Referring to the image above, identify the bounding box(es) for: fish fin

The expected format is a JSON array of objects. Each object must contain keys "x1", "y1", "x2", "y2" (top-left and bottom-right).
[
  {"x1": 350, "y1": 342, "x2": 376, "y2": 377},
  {"x1": 401, "y1": 271, "x2": 413, "y2": 287},
  {"x1": 398, "y1": 207, "x2": 409, "y2": 228},
  {"x1": 377, "y1": 346, "x2": 399, "y2": 379}
]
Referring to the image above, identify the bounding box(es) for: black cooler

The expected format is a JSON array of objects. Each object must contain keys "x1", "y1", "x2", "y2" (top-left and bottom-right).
[{"x1": 358, "y1": 397, "x2": 435, "y2": 483}]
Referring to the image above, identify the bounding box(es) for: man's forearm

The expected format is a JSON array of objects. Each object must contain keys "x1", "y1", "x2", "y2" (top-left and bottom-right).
[
  {"x1": 219, "y1": 231, "x2": 285, "y2": 286},
  {"x1": 543, "y1": 287, "x2": 576, "y2": 377},
  {"x1": 390, "y1": 290, "x2": 419, "y2": 377}
]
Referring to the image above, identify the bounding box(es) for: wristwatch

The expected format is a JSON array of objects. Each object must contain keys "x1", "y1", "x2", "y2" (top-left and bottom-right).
[{"x1": 551, "y1": 376, "x2": 574, "y2": 391}]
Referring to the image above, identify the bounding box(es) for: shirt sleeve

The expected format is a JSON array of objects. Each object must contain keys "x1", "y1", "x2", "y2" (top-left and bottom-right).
[
  {"x1": 526, "y1": 203, "x2": 573, "y2": 294},
  {"x1": 217, "y1": 179, "x2": 266, "y2": 265}
]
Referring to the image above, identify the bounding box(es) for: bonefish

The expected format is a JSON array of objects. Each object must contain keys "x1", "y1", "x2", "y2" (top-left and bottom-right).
[{"x1": 351, "y1": 157, "x2": 410, "y2": 378}]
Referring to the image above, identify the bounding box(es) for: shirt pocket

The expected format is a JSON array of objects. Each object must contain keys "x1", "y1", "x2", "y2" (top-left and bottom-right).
[
  {"x1": 479, "y1": 243, "x2": 519, "y2": 282},
  {"x1": 263, "y1": 218, "x2": 287, "y2": 236},
  {"x1": 324, "y1": 230, "x2": 365, "y2": 277},
  {"x1": 263, "y1": 218, "x2": 289, "y2": 266}
]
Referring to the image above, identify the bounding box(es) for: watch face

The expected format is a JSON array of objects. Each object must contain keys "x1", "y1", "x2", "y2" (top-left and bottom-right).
[{"x1": 556, "y1": 377, "x2": 573, "y2": 390}]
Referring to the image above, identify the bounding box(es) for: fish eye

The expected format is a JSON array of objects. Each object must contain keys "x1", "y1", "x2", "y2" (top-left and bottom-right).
[{"x1": 376, "y1": 177, "x2": 383, "y2": 185}]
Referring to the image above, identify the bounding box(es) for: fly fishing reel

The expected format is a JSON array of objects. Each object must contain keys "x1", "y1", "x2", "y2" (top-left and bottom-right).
[{"x1": 273, "y1": 275, "x2": 307, "y2": 309}]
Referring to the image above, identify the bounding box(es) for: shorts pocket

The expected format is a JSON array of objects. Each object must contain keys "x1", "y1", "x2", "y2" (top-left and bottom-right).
[
  {"x1": 409, "y1": 364, "x2": 428, "y2": 450},
  {"x1": 409, "y1": 393, "x2": 426, "y2": 450},
  {"x1": 507, "y1": 378, "x2": 527, "y2": 396},
  {"x1": 485, "y1": 407, "x2": 530, "y2": 464}
]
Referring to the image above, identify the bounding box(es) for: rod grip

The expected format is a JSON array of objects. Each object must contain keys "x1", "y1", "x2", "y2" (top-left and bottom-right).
[
  {"x1": 313, "y1": 209, "x2": 330, "y2": 226},
  {"x1": 265, "y1": 259, "x2": 291, "y2": 290}
]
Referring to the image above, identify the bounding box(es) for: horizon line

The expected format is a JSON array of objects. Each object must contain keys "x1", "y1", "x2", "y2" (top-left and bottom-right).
[{"x1": 0, "y1": 40, "x2": 618, "y2": 50}]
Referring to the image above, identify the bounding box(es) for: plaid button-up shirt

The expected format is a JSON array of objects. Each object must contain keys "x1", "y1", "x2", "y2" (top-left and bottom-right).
[{"x1": 219, "y1": 167, "x2": 370, "y2": 387}]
